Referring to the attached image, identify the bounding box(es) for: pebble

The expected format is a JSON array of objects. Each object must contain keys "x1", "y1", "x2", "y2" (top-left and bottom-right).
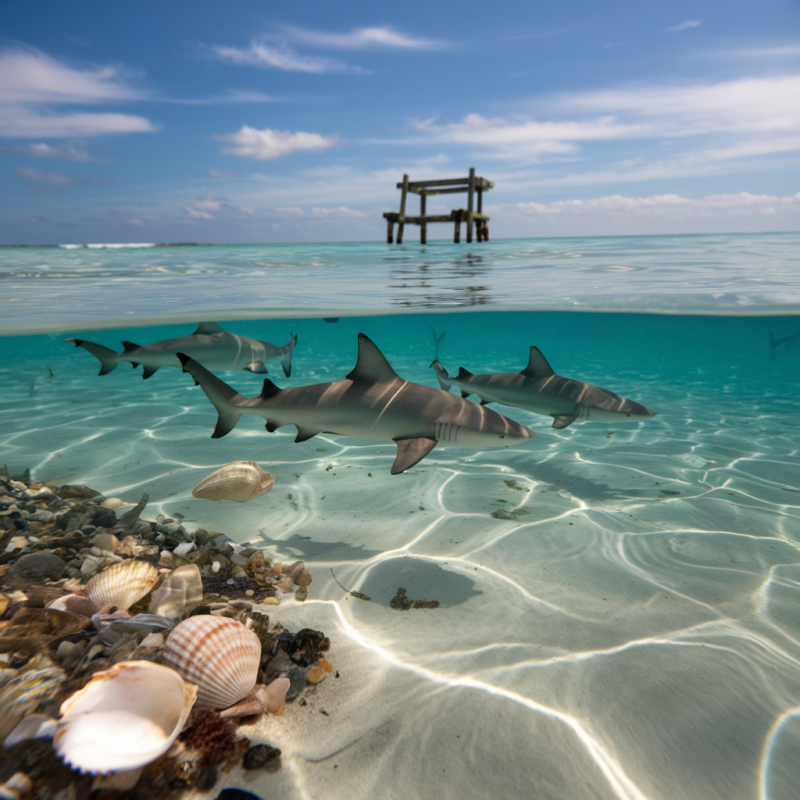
[
  {"x1": 5, "y1": 552, "x2": 65, "y2": 588},
  {"x1": 242, "y1": 744, "x2": 281, "y2": 770},
  {"x1": 194, "y1": 766, "x2": 218, "y2": 792},
  {"x1": 295, "y1": 586, "x2": 308, "y2": 602},
  {"x1": 245, "y1": 589, "x2": 255, "y2": 597},
  {"x1": 56, "y1": 640, "x2": 85, "y2": 668},
  {"x1": 101, "y1": 497, "x2": 126, "y2": 510},
  {"x1": 306, "y1": 666, "x2": 327, "y2": 685},
  {"x1": 0, "y1": 772, "x2": 33, "y2": 800},
  {"x1": 319, "y1": 657, "x2": 333, "y2": 672},
  {"x1": 262, "y1": 597, "x2": 279, "y2": 606}
]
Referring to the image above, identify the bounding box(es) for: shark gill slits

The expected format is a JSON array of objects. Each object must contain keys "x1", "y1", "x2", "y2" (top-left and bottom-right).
[{"x1": 434, "y1": 422, "x2": 459, "y2": 443}]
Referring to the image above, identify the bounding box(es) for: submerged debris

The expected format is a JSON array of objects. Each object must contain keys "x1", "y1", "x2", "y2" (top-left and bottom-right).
[
  {"x1": 330, "y1": 567, "x2": 370, "y2": 601},
  {"x1": 389, "y1": 587, "x2": 439, "y2": 611}
]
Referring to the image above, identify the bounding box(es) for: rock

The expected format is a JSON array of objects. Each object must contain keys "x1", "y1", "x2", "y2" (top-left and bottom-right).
[
  {"x1": 172, "y1": 541, "x2": 195, "y2": 557},
  {"x1": 148, "y1": 564, "x2": 203, "y2": 619},
  {"x1": 262, "y1": 596, "x2": 279, "y2": 606},
  {"x1": 27, "y1": 510, "x2": 55, "y2": 523},
  {"x1": 3, "y1": 536, "x2": 28, "y2": 554},
  {"x1": 306, "y1": 666, "x2": 326, "y2": 684},
  {"x1": 243, "y1": 744, "x2": 281, "y2": 770},
  {"x1": 91, "y1": 533, "x2": 119, "y2": 553},
  {"x1": 276, "y1": 576, "x2": 293, "y2": 593},
  {"x1": 319, "y1": 657, "x2": 333, "y2": 672},
  {"x1": 193, "y1": 528, "x2": 212, "y2": 546},
  {"x1": 230, "y1": 553, "x2": 249, "y2": 566},
  {"x1": 120, "y1": 493, "x2": 148, "y2": 529},
  {"x1": 56, "y1": 640, "x2": 85, "y2": 668},
  {"x1": 284, "y1": 560, "x2": 305, "y2": 581},
  {"x1": 294, "y1": 569, "x2": 312, "y2": 587},
  {"x1": 0, "y1": 593, "x2": 8, "y2": 616},
  {"x1": 194, "y1": 767, "x2": 218, "y2": 792},
  {"x1": 58, "y1": 485, "x2": 101, "y2": 500},
  {"x1": 5, "y1": 552, "x2": 65, "y2": 588},
  {"x1": 90, "y1": 508, "x2": 117, "y2": 529},
  {"x1": 295, "y1": 586, "x2": 308, "y2": 602}
]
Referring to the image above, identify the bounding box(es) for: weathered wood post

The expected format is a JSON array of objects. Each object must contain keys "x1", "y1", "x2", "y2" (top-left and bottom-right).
[
  {"x1": 397, "y1": 174, "x2": 409, "y2": 245},
  {"x1": 386, "y1": 218, "x2": 394, "y2": 244},
  {"x1": 466, "y1": 167, "x2": 475, "y2": 243},
  {"x1": 453, "y1": 211, "x2": 461, "y2": 243},
  {"x1": 420, "y1": 193, "x2": 427, "y2": 244}
]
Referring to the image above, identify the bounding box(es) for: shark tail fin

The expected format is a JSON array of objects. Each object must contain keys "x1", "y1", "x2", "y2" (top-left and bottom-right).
[
  {"x1": 429, "y1": 360, "x2": 452, "y2": 391},
  {"x1": 176, "y1": 353, "x2": 244, "y2": 438},
  {"x1": 65, "y1": 338, "x2": 120, "y2": 376},
  {"x1": 280, "y1": 333, "x2": 297, "y2": 378}
]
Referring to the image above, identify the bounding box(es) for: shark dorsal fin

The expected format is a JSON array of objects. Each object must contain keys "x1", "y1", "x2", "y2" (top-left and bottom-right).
[
  {"x1": 260, "y1": 379, "x2": 282, "y2": 400},
  {"x1": 192, "y1": 322, "x2": 225, "y2": 335},
  {"x1": 522, "y1": 347, "x2": 555, "y2": 377},
  {"x1": 346, "y1": 334, "x2": 398, "y2": 383},
  {"x1": 456, "y1": 367, "x2": 473, "y2": 379},
  {"x1": 121, "y1": 341, "x2": 141, "y2": 353}
]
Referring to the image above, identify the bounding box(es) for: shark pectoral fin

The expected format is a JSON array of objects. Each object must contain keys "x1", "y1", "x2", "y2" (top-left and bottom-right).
[
  {"x1": 295, "y1": 427, "x2": 319, "y2": 443},
  {"x1": 244, "y1": 361, "x2": 268, "y2": 374},
  {"x1": 551, "y1": 414, "x2": 577, "y2": 429},
  {"x1": 265, "y1": 422, "x2": 279, "y2": 433},
  {"x1": 141, "y1": 366, "x2": 159, "y2": 380},
  {"x1": 391, "y1": 437, "x2": 438, "y2": 475}
]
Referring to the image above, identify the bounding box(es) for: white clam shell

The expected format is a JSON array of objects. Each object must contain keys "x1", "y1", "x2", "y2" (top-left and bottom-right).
[
  {"x1": 191, "y1": 461, "x2": 275, "y2": 503},
  {"x1": 161, "y1": 615, "x2": 261, "y2": 710},
  {"x1": 53, "y1": 661, "x2": 197, "y2": 774},
  {"x1": 85, "y1": 560, "x2": 159, "y2": 613}
]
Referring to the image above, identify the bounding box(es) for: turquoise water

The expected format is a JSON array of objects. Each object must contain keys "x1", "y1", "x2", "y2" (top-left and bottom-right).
[{"x1": 2, "y1": 237, "x2": 800, "y2": 800}]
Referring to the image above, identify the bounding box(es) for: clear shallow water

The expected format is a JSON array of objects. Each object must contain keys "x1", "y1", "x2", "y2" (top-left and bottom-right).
[
  {"x1": 1, "y1": 232, "x2": 800, "y2": 334},
  {"x1": 2, "y1": 237, "x2": 800, "y2": 800},
  {"x1": 2, "y1": 307, "x2": 800, "y2": 800}
]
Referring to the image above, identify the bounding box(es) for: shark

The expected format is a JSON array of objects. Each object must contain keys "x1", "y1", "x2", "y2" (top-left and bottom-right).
[
  {"x1": 431, "y1": 347, "x2": 656, "y2": 429},
  {"x1": 769, "y1": 330, "x2": 800, "y2": 360},
  {"x1": 177, "y1": 333, "x2": 534, "y2": 474},
  {"x1": 66, "y1": 322, "x2": 297, "y2": 379}
]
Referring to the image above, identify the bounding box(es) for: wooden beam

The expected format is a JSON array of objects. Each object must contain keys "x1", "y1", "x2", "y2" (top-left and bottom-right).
[{"x1": 387, "y1": 218, "x2": 394, "y2": 244}]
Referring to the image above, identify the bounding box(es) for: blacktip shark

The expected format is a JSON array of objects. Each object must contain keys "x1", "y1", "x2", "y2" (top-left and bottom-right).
[
  {"x1": 66, "y1": 322, "x2": 297, "y2": 379},
  {"x1": 177, "y1": 333, "x2": 534, "y2": 475},
  {"x1": 431, "y1": 347, "x2": 656, "y2": 429}
]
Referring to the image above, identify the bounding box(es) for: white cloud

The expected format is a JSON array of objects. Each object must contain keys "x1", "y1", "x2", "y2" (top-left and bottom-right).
[
  {"x1": 208, "y1": 168, "x2": 240, "y2": 179},
  {"x1": 668, "y1": 20, "x2": 702, "y2": 33},
  {"x1": 310, "y1": 206, "x2": 367, "y2": 218},
  {"x1": 15, "y1": 166, "x2": 114, "y2": 187},
  {"x1": 284, "y1": 25, "x2": 444, "y2": 50},
  {"x1": 194, "y1": 198, "x2": 222, "y2": 212},
  {"x1": 210, "y1": 42, "x2": 355, "y2": 74},
  {"x1": 216, "y1": 125, "x2": 339, "y2": 160},
  {"x1": 7, "y1": 142, "x2": 106, "y2": 162},
  {"x1": 0, "y1": 46, "x2": 156, "y2": 138},
  {"x1": 186, "y1": 207, "x2": 213, "y2": 220}
]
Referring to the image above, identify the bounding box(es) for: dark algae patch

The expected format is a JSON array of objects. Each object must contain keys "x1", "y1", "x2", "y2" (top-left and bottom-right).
[
  {"x1": 390, "y1": 587, "x2": 439, "y2": 610},
  {"x1": 503, "y1": 480, "x2": 527, "y2": 491},
  {"x1": 491, "y1": 507, "x2": 530, "y2": 520}
]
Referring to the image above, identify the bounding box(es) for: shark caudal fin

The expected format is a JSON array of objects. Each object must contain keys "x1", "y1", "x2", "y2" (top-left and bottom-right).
[
  {"x1": 429, "y1": 360, "x2": 452, "y2": 391},
  {"x1": 176, "y1": 353, "x2": 245, "y2": 438},
  {"x1": 65, "y1": 339, "x2": 120, "y2": 376},
  {"x1": 280, "y1": 333, "x2": 298, "y2": 378}
]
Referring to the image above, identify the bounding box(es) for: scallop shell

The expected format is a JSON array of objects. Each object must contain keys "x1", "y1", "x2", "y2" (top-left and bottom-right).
[
  {"x1": 161, "y1": 615, "x2": 261, "y2": 710},
  {"x1": 85, "y1": 560, "x2": 159, "y2": 614},
  {"x1": 191, "y1": 461, "x2": 275, "y2": 503},
  {"x1": 53, "y1": 660, "x2": 197, "y2": 774}
]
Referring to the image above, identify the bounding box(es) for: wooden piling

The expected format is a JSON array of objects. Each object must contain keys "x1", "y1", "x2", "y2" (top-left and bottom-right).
[
  {"x1": 387, "y1": 219, "x2": 394, "y2": 244},
  {"x1": 397, "y1": 173, "x2": 409, "y2": 245},
  {"x1": 466, "y1": 167, "x2": 475, "y2": 244},
  {"x1": 420, "y1": 193, "x2": 427, "y2": 244},
  {"x1": 454, "y1": 214, "x2": 461, "y2": 243}
]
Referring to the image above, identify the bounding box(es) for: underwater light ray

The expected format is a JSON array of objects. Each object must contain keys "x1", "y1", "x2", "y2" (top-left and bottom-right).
[
  {"x1": 759, "y1": 705, "x2": 800, "y2": 800},
  {"x1": 319, "y1": 598, "x2": 652, "y2": 800}
]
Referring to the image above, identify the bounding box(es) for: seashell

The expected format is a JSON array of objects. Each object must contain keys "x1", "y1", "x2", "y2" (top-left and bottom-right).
[
  {"x1": 85, "y1": 560, "x2": 159, "y2": 613},
  {"x1": 0, "y1": 667, "x2": 64, "y2": 741},
  {"x1": 191, "y1": 461, "x2": 275, "y2": 503},
  {"x1": 45, "y1": 593, "x2": 98, "y2": 617},
  {"x1": 161, "y1": 615, "x2": 261, "y2": 710},
  {"x1": 52, "y1": 660, "x2": 197, "y2": 774}
]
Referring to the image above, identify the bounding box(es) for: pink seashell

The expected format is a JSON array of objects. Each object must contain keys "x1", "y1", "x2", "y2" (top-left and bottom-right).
[
  {"x1": 161, "y1": 615, "x2": 261, "y2": 710},
  {"x1": 46, "y1": 593, "x2": 98, "y2": 617},
  {"x1": 85, "y1": 560, "x2": 159, "y2": 613}
]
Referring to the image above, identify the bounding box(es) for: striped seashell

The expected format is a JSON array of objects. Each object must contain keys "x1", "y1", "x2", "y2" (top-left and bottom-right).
[
  {"x1": 85, "y1": 560, "x2": 159, "y2": 614},
  {"x1": 161, "y1": 615, "x2": 261, "y2": 710},
  {"x1": 191, "y1": 461, "x2": 275, "y2": 503}
]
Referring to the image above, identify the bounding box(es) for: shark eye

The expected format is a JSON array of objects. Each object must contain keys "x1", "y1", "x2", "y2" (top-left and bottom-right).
[
  {"x1": 499, "y1": 434, "x2": 505, "y2": 439},
  {"x1": 626, "y1": 413, "x2": 631, "y2": 417}
]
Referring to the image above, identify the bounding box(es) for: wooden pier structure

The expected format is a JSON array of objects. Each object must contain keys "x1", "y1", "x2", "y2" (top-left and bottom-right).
[{"x1": 383, "y1": 167, "x2": 493, "y2": 244}]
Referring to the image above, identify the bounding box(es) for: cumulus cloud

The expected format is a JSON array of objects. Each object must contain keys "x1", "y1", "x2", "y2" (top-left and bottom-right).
[
  {"x1": 210, "y1": 42, "x2": 355, "y2": 74},
  {"x1": 284, "y1": 25, "x2": 444, "y2": 50},
  {"x1": 15, "y1": 166, "x2": 114, "y2": 187},
  {"x1": 0, "y1": 46, "x2": 156, "y2": 138},
  {"x1": 7, "y1": 142, "x2": 107, "y2": 162},
  {"x1": 668, "y1": 20, "x2": 702, "y2": 33},
  {"x1": 208, "y1": 168, "x2": 240, "y2": 178},
  {"x1": 215, "y1": 125, "x2": 338, "y2": 160}
]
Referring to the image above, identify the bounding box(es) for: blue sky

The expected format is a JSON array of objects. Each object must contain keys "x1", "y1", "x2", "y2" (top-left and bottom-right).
[{"x1": 1, "y1": 0, "x2": 799, "y2": 243}]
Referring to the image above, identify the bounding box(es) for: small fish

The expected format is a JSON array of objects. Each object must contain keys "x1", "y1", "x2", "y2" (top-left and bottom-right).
[{"x1": 430, "y1": 327, "x2": 446, "y2": 360}]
